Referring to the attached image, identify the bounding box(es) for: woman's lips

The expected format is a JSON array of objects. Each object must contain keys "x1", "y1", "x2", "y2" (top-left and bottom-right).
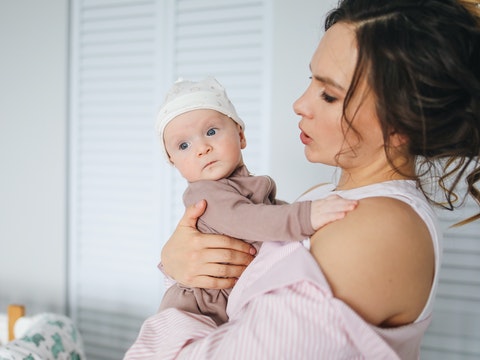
[{"x1": 300, "y1": 130, "x2": 312, "y2": 145}]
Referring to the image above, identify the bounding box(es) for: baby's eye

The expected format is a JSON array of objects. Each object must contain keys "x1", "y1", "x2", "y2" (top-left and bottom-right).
[
  {"x1": 179, "y1": 142, "x2": 189, "y2": 151},
  {"x1": 206, "y1": 128, "x2": 217, "y2": 136}
]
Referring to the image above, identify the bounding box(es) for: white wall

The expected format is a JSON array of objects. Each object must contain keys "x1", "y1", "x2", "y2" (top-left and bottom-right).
[
  {"x1": 0, "y1": 1, "x2": 68, "y2": 314},
  {"x1": 269, "y1": 0, "x2": 337, "y2": 202}
]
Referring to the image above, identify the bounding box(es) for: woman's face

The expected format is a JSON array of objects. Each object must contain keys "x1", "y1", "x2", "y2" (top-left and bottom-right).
[{"x1": 293, "y1": 22, "x2": 384, "y2": 170}]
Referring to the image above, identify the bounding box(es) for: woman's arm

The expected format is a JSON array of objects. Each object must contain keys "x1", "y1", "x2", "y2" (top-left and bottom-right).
[
  {"x1": 309, "y1": 197, "x2": 434, "y2": 327},
  {"x1": 161, "y1": 200, "x2": 256, "y2": 289}
]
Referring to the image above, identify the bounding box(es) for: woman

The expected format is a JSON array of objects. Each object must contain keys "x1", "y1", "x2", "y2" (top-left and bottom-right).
[{"x1": 126, "y1": 0, "x2": 480, "y2": 358}]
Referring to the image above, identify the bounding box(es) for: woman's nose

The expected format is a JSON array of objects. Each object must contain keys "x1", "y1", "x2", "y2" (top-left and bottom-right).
[
  {"x1": 293, "y1": 93, "x2": 305, "y2": 116},
  {"x1": 293, "y1": 91, "x2": 310, "y2": 118}
]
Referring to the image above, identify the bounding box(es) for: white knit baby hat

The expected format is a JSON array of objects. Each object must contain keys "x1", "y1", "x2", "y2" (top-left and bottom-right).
[{"x1": 155, "y1": 77, "x2": 245, "y2": 162}]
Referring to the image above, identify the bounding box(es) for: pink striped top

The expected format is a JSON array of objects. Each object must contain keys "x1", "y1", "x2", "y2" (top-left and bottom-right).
[{"x1": 125, "y1": 181, "x2": 438, "y2": 359}]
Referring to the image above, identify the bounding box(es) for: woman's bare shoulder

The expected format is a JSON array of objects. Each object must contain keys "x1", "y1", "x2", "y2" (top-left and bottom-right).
[{"x1": 310, "y1": 196, "x2": 434, "y2": 326}]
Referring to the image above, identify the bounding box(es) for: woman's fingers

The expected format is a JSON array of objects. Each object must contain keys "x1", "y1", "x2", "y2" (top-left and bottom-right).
[
  {"x1": 177, "y1": 244, "x2": 254, "y2": 288},
  {"x1": 169, "y1": 241, "x2": 254, "y2": 288},
  {"x1": 173, "y1": 258, "x2": 249, "y2": 289},
  {"x1": 188, "y1": 263, "x2": 249, "y2": 289},
  {"x1": 161, "y1": 200, "x2": 256, "y2": 288},
  {"x1": 198, "y1": 246, "x2": 255, "y2": 266},
  {"x1": 191, "y1": 233, "x2": 257, "y2": 256}
]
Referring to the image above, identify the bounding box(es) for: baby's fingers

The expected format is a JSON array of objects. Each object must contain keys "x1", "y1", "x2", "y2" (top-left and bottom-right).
[
  {"x1": 310, "y1": 196, "x2": 358, "y2": 229},
  {"x1": 321, "y1": 195, "x2": 358, "y2": 211}
]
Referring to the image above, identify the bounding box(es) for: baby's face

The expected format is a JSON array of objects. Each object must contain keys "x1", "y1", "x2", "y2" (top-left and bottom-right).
[{"x1": 164, "y1": 109, "x2": 246, "y2": 182}]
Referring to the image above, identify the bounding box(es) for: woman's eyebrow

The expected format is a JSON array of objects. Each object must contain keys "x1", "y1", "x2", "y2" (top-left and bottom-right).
[{"x1": 309, "y1": 64, "x2": 346, "y2": 92}]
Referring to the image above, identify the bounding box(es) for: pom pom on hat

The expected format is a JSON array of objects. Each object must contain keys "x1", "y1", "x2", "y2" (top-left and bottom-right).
[{"x1": 156, "y1": 77, "x2": 245, "y2": 163}]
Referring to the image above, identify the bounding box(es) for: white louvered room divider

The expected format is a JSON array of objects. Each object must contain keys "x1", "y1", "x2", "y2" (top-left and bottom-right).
[
  {"x1": 68, "y1": 0, "x2": 270, "y2": 359},
  {"x1": 421, "y1": 195, "x2": 480, "y2": 360}
]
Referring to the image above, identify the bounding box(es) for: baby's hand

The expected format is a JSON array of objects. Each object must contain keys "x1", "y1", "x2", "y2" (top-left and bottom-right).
[{"x1": 310, "y1": 195, "x2": 358, "y2": 230}]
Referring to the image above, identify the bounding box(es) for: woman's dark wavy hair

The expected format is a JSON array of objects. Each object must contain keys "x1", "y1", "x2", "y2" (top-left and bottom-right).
[{"x1": 326, "y1": 0, "x2": 480, "y2": 225}]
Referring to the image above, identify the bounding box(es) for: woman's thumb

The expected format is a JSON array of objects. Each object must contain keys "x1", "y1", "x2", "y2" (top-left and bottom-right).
[{"x1": 180, "y1": 199, "x2": 207, "y2": 227}]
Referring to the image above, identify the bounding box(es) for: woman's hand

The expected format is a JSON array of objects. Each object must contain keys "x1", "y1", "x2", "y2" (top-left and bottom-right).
[{"x1": 161, "y1": 200, "x2": 257, "y2": 289}]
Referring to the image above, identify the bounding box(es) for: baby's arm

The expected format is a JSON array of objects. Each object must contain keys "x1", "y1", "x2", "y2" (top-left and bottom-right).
[
  {"x1": 310, "y1": 195, "x2": 358, "y2": 230},
  {"x1": 185, "y1": 181, "x2": 358, "y2": 242}
]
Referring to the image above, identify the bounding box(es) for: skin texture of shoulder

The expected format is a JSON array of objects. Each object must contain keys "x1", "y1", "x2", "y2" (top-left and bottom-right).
[{"x1": 309, "y1": 196, "x2": 434, "y2": 327}]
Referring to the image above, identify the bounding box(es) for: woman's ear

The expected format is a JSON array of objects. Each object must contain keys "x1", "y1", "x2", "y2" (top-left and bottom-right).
[{"x1": 389, "y1": 130, "x2": 409, "y2": 147}]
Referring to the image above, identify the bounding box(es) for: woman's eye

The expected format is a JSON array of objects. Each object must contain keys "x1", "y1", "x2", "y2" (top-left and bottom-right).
[
  {"x1": 206, "y1": 128, "x2": 217, "y2": 136},
  {"x1": 321, "y1": 92, "x2": 337, "y2": 103},
  {"x1": 179, "y1": 142, "x2": 189, "y2": 151}
]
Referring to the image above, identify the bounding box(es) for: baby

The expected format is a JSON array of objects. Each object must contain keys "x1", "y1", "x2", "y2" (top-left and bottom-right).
[{"x1": 156, "y1": 77, "x2": 357, "y2": 325}]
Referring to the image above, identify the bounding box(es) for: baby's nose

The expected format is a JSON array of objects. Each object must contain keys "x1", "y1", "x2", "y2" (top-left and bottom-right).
[{"x1": 197, "y1": 143, "x2": 212, "y2": 156}]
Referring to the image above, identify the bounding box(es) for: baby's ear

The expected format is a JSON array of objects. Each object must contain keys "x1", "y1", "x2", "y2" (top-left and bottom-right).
[{"x1": 238, "y1": 125, "x2": 247, "y2": 149}]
